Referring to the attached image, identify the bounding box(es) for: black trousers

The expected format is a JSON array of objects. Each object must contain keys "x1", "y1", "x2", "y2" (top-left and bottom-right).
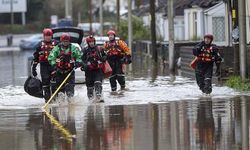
[
  {"x1": 108, "y1": 58, "x2": 125, "y2": 91},
  {"x1": 85, "y1": 69, "x2": 104, "y2": 99},
  {"x1": 52, "y1": 71, "x2": 75, "y2": 98},
  {"x1": 195, "y1": 61, "x2": 213, "y2": 94},
  {"x1": 40, "y1": 62, "x2": 54, "y2": 101}
]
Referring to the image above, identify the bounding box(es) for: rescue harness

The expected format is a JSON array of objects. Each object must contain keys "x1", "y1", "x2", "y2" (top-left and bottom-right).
[
  {"x1": 38, "y1": 40, "x2": 56, "y2": 62},
  {"x1": 56, "y1": 45, "x2": 74, "y2": 72},
  {"x1": 197, "y1": 46, "x2": 214, "y2": 62}
]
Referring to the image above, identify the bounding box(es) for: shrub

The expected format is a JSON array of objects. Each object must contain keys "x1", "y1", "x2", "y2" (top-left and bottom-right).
[
  {"x1": 118, "y1": 16, "x2": 150, "y2": 41},
  {"x1": 225, "y1": 76, "x2": 250, "y2": 91}
]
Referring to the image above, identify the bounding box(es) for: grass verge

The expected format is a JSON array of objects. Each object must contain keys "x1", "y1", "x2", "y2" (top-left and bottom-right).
[{"x1": 225, "y1": 76, "x2": 250, "y2": 91}]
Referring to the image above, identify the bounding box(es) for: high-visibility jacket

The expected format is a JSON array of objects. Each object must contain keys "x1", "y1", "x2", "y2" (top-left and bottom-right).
[
  {"x1": 103, "y1": 40, "x2": 131, "y2": 57},
  {"x1": 33, "y1": 40, "x2": 57, "y2": 63}
]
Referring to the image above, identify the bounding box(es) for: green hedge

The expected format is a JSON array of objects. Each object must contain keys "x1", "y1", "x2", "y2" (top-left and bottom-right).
[
  {"x1": 225, "y1": 76, "x2": 250, "y2": 91},
  {"x1": 0, "y1": 22, "x2": 49, "y2": 34}
]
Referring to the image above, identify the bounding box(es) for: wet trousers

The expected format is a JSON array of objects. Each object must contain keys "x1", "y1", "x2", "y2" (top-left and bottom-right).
[
  {"x1": 195, "y1": 61, "x2": 213, "y2": 94},
  {"x1": 85, "y1": 69, "x2": 104, "y2": 99},
  {"x1": 108, "y1": 58, "x2": 125, "y2": 91},
  {"x1": 40, "y1": 62, "x2": 54, "y2": 101},
  {"x1": 51, "y1": 71, "x2": 75, "y2": 98}
]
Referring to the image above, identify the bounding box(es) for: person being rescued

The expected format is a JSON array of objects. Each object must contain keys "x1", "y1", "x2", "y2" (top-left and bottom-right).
[
  {"x1": 31, "y1": 28, "x2": 57, "y2": 102},
  {"x1": 103, "y1": 30, "x2": 132, "y2": 93},
  {"x1": 192, "y1": 34, "x2": 222, "y2": 95},
  {"x1": 81, "y1": 35, "x2": 107, "y2": 102},
  {"x1": 48, "y1": 33, "x2": 82, "y2": 98}
]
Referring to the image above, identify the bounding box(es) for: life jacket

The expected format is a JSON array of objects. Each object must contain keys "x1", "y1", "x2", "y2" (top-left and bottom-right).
[
  {"x1": 38, "y1": 40, "x2": 56, "y2": 62},
  {"x1": 84, "y1": 46, "x2": 102, "y2": 70},
  {"x1": 197, "y1": 46, "x2": 214, "y2": 62},
  {"x1": 104, "y1": 40, "x2": 124, "y2": 57},
  {"x1": 56, "y1": 45, "x2": 74, "y2": 72}
]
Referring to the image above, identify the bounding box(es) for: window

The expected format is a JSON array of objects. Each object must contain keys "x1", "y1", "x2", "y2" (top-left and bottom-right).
[{"x1": 212, "y1": 17, "x2": 225, "y2": 42}]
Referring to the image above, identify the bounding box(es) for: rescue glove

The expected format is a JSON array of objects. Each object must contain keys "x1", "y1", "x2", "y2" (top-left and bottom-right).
[
  {"x1": 32, "y1": 68, "x2": 37, "y2": 77},
  {"x1": 120, "y1": 57, "x2": 126, "y2": 63},
  {"x1": 32, "y1": 62, "x2": 38, "y2": 77},
  {"x1": 74, "y1": 62, "x2": 82, "y2": 69},
  {"x1": 51, "y1": 65, "x2": 57, "y2": 77},
  {"x1": 100, "y1": 55, "x2": 107, "y2": 62},
  {"x1": 126, "y1": 55, "x2": 132, "y2": 64},
  {"x1": 99, "y1": 50, "x2": 108, "y2": 62},
  {"x1": 80, "y1": 63, "x2": 88, "y2": 71},
  {"x1": 215, "y1": 62, "x2": 221, "y2": 77},
  {"x1": 120, "y1": 56, "x2": 132, "y2": 64}
]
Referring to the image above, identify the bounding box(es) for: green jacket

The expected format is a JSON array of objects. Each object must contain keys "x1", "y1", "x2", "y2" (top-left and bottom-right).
[{"x1": 48, "y1": 43, "x2": 82, "y2": 66}]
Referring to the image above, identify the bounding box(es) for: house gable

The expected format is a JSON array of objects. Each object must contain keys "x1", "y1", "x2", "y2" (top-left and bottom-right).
[{"x1": 204, "y1": 1, "x2": 225, "y2": 17}]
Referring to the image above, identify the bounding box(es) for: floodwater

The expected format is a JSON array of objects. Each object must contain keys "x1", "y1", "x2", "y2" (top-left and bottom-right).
[{"x1": 0, "y1": 50, "x2": 250, "y2": 150}]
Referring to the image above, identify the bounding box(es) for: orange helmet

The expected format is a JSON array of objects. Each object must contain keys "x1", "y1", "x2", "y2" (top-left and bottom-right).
[
  {"x1": 43, "y1": 28, "x2": 53, "y2": 36},
  {"x1": 204, "y1": 34, "x2": 213, "y2": 41},
  {"x1": 107, "y1": 30, "x2": 116, "y2": 36},
  {"x1": 85, "y1": 35, "x2": 96, "y2": 44},
  {"x1": 60, "y1": 33, "x2": 70, "y2": 42}
]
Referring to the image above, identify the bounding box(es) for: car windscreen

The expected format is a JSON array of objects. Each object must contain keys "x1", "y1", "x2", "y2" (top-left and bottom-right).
[
  {"x1": 53, "y1": 32, "x2": 80, "y2": 40},
  {"x1": 52, "y1": 27, "x2": 84, "y2": 44}
]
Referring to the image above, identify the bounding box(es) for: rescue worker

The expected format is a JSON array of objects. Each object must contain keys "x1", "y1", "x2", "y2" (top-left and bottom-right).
[
  {"x1": 193, "y1": 34, "x2": 222, "y2": 95},
  {"x1": 48, "y1": 33, "x2": 82, "y2": 98},
  {"x1": 103, "y1": 30, "x2": 132, "y2": 93},
  {"x1": 81, "y1": 35, "x2": 107, "y2": 102},
  {"x1": 32, "y1": 28, "x2": 57, "y2": 102}
]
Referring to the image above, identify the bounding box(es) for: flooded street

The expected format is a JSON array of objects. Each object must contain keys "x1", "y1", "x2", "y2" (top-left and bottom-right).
[{"x1": 0, "y1": 50, "x2": 250, "y2": 150}]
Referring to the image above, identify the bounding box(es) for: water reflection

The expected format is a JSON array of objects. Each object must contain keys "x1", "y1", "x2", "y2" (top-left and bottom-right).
[
  {"x1": 195, "y1": 98, "x2": 215, "y2": 150},
  {"x1": 84, "y1": 105, "x2": 105, "y2": 150},
  {"x1": 26, "y1": 107, "x2": 77, "y2": 150},
  {"x1": 1, "y1": 96, "x2": 250, "y2": 149},
  {"x1": 83, "y1": 105, "x2": 133, "y2": 150},
  {"x1": 241, "y1": 96, "x2": 249, "y2": 150}
]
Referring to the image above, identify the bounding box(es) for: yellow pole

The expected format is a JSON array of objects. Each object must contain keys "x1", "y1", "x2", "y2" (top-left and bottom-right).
[{"x1": 42, "y1": 69, "x2": 74, "y2": 109}]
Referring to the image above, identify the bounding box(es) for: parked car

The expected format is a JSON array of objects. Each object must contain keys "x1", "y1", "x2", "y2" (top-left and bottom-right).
[
  {"x1": 19, "y1": 34, "x2": 43, "y2": 50},
  {"x1": 77, "y1": 22, "x2": 115, "y2": 36}
]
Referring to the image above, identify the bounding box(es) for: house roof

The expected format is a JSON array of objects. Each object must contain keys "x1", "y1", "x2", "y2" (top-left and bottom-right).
[
  {"x1": 123, "y1": 0, "x2": 223, "y2": 17},
  {"x1": 165, "y1": 0, "x2": 222, "y2": 16}
]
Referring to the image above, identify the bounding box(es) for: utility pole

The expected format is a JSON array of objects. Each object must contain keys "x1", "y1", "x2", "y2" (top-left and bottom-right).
[
  {"x1": 116, "y1": 0, "x2": 120, "y2": 32},
  {"x1": 128, "y1": 0, "x2": 133, "y2": 50},
  {"x1": 89, "y1": 0, "x2": 93, "y2": 34},
  {"x1": 128, "y1": 0, "x2": 133, "y2": 72},
  {"x1": 78, "y1": 12, "x2": 81, "y2": 24},
  {"x1": 232, "y1": 0, "x2": 239, "y2": 75},
  {"x1": 65, "y1": 0, "x2": 68, "y2": 17},
  {"x1": 238, "y1": 0, "x2": 247, "y2": 79},
  {"x1": 10, "y1": 0, "x2": 14, "y2": 25},
  {"x1": 150, "y1": 0, "x2": 157, "y2": 63},
  {"x1": 168, "y1": 0, "x2": 175, "y2": 74},
  {"x1": 69, "y1": 0, "x2": 72, "y2": 18},
  {"x1": 99, "y1": 0, "x2": 104, "y2": 36}
]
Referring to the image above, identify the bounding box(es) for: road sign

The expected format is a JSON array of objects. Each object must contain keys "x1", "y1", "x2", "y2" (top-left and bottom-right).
[{"x1": 0, "y1": 0, "x2": 27, "y2": 13}]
